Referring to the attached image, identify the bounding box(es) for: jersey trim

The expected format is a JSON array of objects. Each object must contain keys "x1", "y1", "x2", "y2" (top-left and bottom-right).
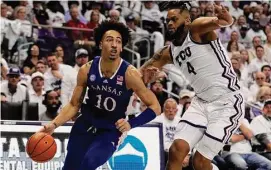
[
  {"x1": 210, "y1": 39, "x2": 240, "y2": 92},
  {"x1": 188, "y1": 31, "x2": 210, "y2": 45},
  {"x1": 169, "y1": 45, "x2": 174, "y2": 63},
  {"x1": 98, "y1": 57, "x2": 123, "y2": 79}
]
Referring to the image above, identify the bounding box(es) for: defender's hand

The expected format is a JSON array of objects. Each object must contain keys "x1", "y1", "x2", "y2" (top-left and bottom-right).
[
  {"x1": 115, "y1": 118, "x2": 131, "y2": 133},
  {"x1": 214, "y1": 4, "x2": 233, "y2": 26},
  {"x1": 142, "y1": 66, "x2": 166, "y2": 84},
  {"x1": 38, "y1": 123, "x2": 56, "y2": 135}
]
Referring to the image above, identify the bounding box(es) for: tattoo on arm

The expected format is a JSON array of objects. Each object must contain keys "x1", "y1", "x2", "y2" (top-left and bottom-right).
[{"x1": 142, "y1": 46, "x2": 169, "y2": 69}]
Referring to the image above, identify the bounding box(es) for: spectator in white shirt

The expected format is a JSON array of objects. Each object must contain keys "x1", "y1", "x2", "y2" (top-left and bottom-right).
[
  {"x1": 261, "y1": 65, "x2": 271, "y2": 84},
  {"x1": 44, "y1": 54, "x2": 76, "y2": 92},
  {"x1": 250, "y1": 99, "x2": 271, "y2": 160},
  {"x1": 248, "y1": 45, "x2": 268, "y2": 76},
  {"x1": 151, "y1": 98, "x2": 191, "y2": 168},
  {"x1": 229, "y1": 0, "x2": 243, "y2": 19},
  {"x1": 176, "y1": 89, "x2": 195, "y2": 118},
  {"x1": 29, "y1": 71, "x2": 46, "y2": 118},
  {"x1": 1, "y1": 67, "x2": 27, "y2": 103},
  {"x1": 74, "y1": 48, "x2": 89, "y2": 72},
  {"x1": 248, "y1": 36, "x2": 262, "y2": 61},
  {"x1": 108, "y1": 9, "x2": 126, "y2": 25},
  {"x1": 249, "y1": 72, "x2": 267, "y2": 100},
  {"x1": 247, "y1": 20, "x2": 267, "y2": 44},
  {"x1": 222, "y1": 118, "x2": 271, "y2": 169}
]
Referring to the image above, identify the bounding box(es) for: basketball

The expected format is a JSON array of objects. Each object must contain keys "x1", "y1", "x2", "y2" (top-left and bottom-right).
[{"x1": 26, "y1": 132, "x2": 57, "y2": 163}]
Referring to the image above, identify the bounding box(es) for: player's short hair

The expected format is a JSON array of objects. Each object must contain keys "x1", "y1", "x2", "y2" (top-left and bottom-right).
[
  {"x1": 158, "y1": 1, "x2": 191, "y2": 12},
  {"x1": 94, "y1": 21, "x2": 130, "y2": 47}
]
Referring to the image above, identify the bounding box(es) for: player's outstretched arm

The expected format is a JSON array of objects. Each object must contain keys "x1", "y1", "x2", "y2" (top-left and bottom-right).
[
  {"x1": 115, "y1": 66, "x2": 161, "y2": 133},
  {"x1": 40, "y1": 62, "x2": 91, "y2": 134},
  {"x1": 140, "y1": 46, "x2": 172, "y2": 84},
  {"x1": 190, "y1": 4, "x2": 233, "y2": 36}
]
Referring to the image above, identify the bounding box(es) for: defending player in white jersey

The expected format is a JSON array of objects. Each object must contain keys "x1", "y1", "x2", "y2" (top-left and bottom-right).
[{"x1": 140, "y1": 2, "x2": 244, "y2": 170}]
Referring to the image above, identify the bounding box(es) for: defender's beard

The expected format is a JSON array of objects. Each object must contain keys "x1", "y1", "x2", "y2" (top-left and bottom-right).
[{"x1": 167, "y1": 23, "x2": 185, "y2": 41}]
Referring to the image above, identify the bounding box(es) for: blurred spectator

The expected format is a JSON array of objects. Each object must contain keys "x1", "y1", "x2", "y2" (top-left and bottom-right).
[
  {"x1": 74, "y1": 48, "x2": 89, "y2": 72},
  {"x1": 65, "y1": 5, "x2": 88, "y2": 41},
  {"x1": 35, "y1": 60, "x2": 47, "y2": 74},
  {"x1": 108, "y1": 9, "x2": 126, "y2": 25},
  {"x1": 84, "y1": 1, "x2": 105, "y2": 23},
  {"x1": 125, "y1": 14, "x2": 164, "y2": 53},
  {"x1": 44, "y1": 54, "x2": 76, "y2": 92},
  {"x1": 1, "y1": 57, "x2": 9, "y2": 81},
  {"x1": 248, "y1": 36, "x2": 262, "y2": 61},
  {"x1": 46, "y1": 1, "x2": 65, "y2": 37},
  {"x1": 234, "y1": 69, "x2": 252, "y2": 102},
  {"x1": 151, "y1": 79, "x2": 167, "y2": 111},
  {"x1": 230, "y1": 31, "x2": 245, "y2": 50},
  {"x1": 222, "y1": 118, "x2": 271, "y2": 169},
  {"x1": 190, "y1": 6, "x2": 200, "y2": 22},
  {"x1": 239, "y1": 25, "x2": 251, "y2": 49},
  {"x1": 226, "y1": 40, "x2": 239, "y2": 57},
  {"x1": 39, "y1": 90, "x2": 61, "y2": 121},
  {"x1": 86, "y1": 10, "x2": 100, "y2": 40},
  {"x1": 151, "y1": 98, "x2": 191, "y2": 169},
  {"x1": 1, "y1": 2, "x2": 10, "y2": 44},
  {"x1": 250, "y1": 86, "x2": 271, "y2": 119},
  {"x1": 177, "y1": 89, "x2": 195, "y2": 118},
  {"x1": 247, "y1": 20, "x2": 267, "y2": 43},
  {"x1": 23, "y1": 44, "x2": 41, "y2": 75},
  {"x1": 55, "y1": 44, "x2": 73, "y2": 66},
  {"x1": 250, "y1": 99, "x2": 271, "y2": 160},
  {"x1": 117, "y1": 1, "x2": 142, "y2": 19},
  {"x1": 18, "y1": 0, "x2": 38, "y2": 24},
  {"x1": 261, "y1": 65, "x2": 271, "y2": 83},
  {"x1": 1, "y1": 67, "x2": 27, "y2": 103},
  {"x1": 248, "y1": 45, "x2": 268, "y2": 75},
  {"x1": 6, "y1": 6, "x2": 32, "y2": 57},
  {"x1": 236, "y1": 15, "x2": 247, "y2": 29},
  {"x1": 141, "y1": 1, "x2": 163, "y2": 33},
  {"x1": 64, "y1": 1, "x2": 87, "y2": 24},
  {"x1": 264, "y1": 33, "x2": 271, "y2": 61},
  {"x1": 229, "y1": 0, "x2": 243, "y2": 19},
  {"x1": 249, "y1": 72, "x2": 267, "y2": 100},
  {"x1": 29, "y1": 71, "x2": 46, "y2": 117},
  {"x1": 181, "y1": 101, "x2": 191, "y2": 118},
  {"x1": 217, "y1": 27, "x2": 231, "y2": 47}
]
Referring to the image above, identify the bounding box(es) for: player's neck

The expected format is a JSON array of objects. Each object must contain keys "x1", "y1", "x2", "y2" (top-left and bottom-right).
[
  {"x1": 100, "y1": 57, "x2": 121, "y2": 78},
  {"x1": 173, "y1": 29, "x2": 188, "y2": 46}
]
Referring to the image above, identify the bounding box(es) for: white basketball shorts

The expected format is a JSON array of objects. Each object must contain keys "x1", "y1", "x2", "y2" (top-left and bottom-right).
[{"x1": 174, "y1": 92, "x2": 244, "y2": 160}]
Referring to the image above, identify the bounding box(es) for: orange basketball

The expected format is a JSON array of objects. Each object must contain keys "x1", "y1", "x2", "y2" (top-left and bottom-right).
[{"x1": 26, "y1": 132, "x2": 57, "y2": 163}]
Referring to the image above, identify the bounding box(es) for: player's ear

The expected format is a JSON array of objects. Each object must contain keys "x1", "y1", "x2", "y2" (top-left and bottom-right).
[
  {"x1": 99, "y1": 43, "x2": 102, "y2": 49},
  {"x1": 120, "y1": 47, "x2": 122, "y2": 52}
]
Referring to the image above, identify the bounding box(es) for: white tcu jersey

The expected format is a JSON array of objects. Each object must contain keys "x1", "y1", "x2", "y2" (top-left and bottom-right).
[{"x1": 170, "y1": 32, "x2": 240, "y2": 101}]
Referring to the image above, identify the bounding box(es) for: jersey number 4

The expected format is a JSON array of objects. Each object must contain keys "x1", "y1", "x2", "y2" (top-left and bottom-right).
[
  {"x1": 95, "y1": 94, "x2": 116, "y2": 111},
  {"x1": 175, "y1": 47, "x2": 197, "y2": 75}
]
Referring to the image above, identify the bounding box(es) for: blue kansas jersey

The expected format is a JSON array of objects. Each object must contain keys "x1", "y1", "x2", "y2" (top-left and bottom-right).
[{"x1": 81, "y1": 56, "x2": 133, "y2": 129}]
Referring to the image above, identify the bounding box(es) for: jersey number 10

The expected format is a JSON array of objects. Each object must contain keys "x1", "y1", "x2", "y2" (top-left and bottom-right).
[{"x1": 95, "y1": 94, "x2": 116, "y2": 111}]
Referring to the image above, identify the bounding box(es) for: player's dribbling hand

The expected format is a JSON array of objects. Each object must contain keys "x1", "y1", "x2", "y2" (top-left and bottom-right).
[
  {"x1": 38, "y1": 123, "x2": 56, "y2": 135},
  {"x1": 115, "y1": 118, "x2": 131, "y2": 133}
]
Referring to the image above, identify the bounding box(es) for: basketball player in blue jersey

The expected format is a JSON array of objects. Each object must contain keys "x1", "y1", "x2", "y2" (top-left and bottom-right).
[
  {"x1": 38, "y1": 21, "x2": 161, "y2": 170},
  {"x1": 141, "y1": 2, "x2": 244, "y2": 170}
]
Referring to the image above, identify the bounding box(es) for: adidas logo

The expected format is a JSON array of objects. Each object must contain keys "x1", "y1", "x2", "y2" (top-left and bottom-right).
[{"x1": 103, "y1": 79, "x2": 108, "y2": 83}]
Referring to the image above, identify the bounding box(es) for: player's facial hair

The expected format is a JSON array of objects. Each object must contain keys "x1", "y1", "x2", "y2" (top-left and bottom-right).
[{"x1": 167, "y1": 22, "x2": 185, "y2": 41}]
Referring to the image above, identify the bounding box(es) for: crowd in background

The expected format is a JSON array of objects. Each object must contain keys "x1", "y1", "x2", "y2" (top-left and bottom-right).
[{"x1": 1, "y1": 1, "x2": 271, "y2": 169}]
